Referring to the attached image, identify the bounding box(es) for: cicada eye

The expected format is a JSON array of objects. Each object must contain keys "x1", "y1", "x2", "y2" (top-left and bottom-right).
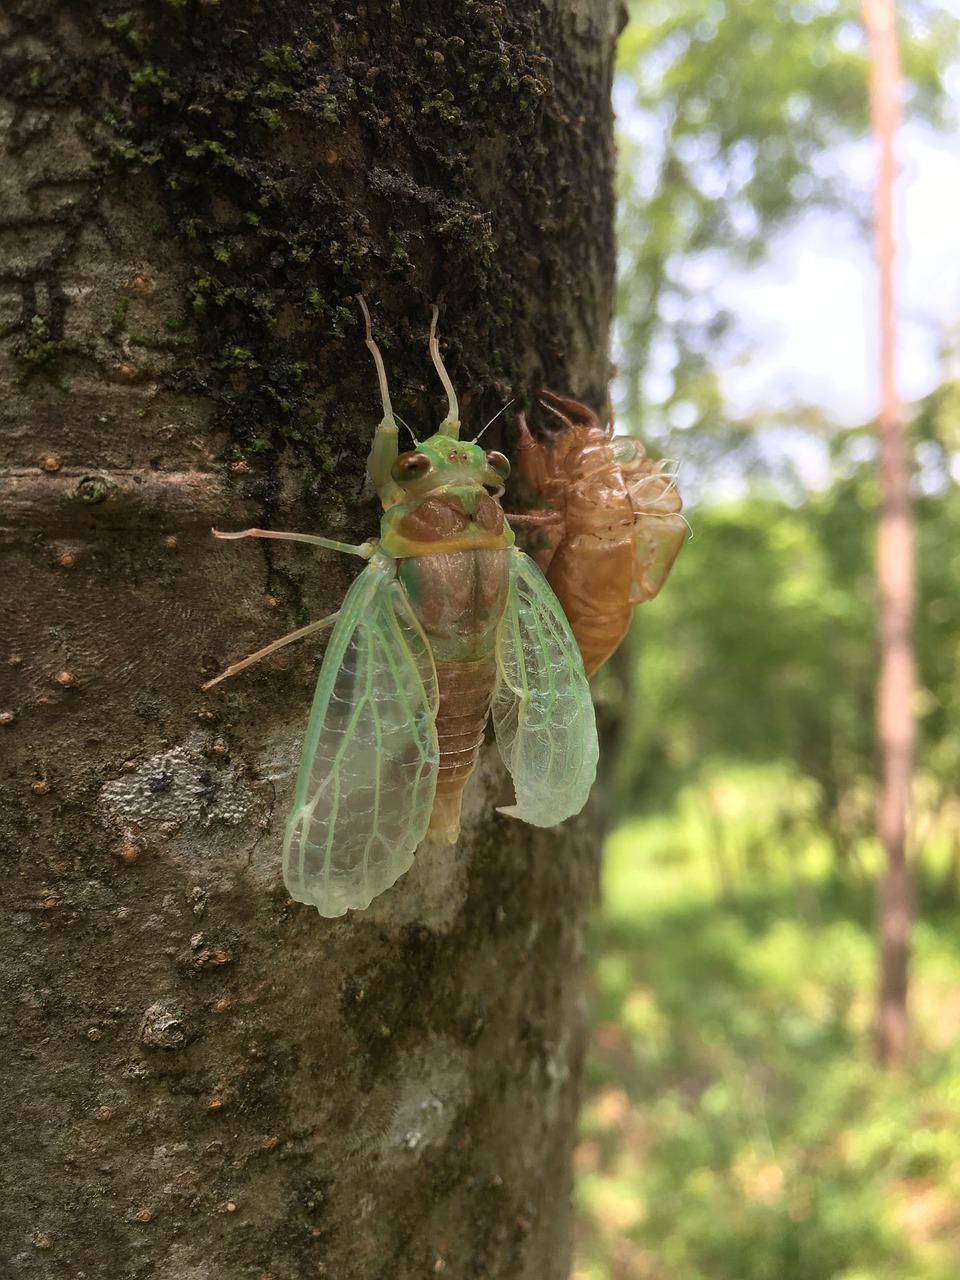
[
  {"x1": 485, "y1": 451, "x2": 510, "y2": 480},
  {"x1": 391, "y1": 451, "x2": 432, "y2": 484}
]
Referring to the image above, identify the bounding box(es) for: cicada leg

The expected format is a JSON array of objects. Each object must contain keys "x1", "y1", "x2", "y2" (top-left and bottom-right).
[
  {"x1": 510, "y1": 410, "x2": 567, "y2": 572},
  {"x1": 357, "y1": 294, "x2": 403, "y2": 507},
  {"x1": 513, "y1": 410, "x2": 551, "y2": 492},
  {"x1": 538, "y1": 389, "x2": 603, "y2": 435},
  {"x1": 212, "y1": 527, "x2": 375, "y2": 558},
  {"x1": 202, "y1": 612, "x2": 339, "y2": 690},
  {"x1": 206, "y1": 527, "x2": 375, "y2": 688}
]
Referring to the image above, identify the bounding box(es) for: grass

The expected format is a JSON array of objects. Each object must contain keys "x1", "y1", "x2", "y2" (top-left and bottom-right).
[{"x1": 575, "y1": 767, "x2": 960, "y2": 1280}]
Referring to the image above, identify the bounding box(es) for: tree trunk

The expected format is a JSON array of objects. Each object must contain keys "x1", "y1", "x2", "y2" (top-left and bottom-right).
[
  {"x1": 862, "y1": 0, "x2": 914, "y2": 1068},
  {"x1": 0, "y1": 3, "x2": 619, "y2": 1275}
]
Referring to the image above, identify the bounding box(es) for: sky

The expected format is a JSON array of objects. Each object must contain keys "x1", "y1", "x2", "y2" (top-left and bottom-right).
[{"x1": 716, "y1": 124, "x2": 960, "y2": 425}]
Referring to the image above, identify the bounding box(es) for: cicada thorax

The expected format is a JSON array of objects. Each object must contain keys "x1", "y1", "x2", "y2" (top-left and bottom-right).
[
  {"x1": 381, "y1": 453, "x2": 514, "y2": 845},
  {"x1": 513, "y1": 390, "x2": 684, "y2": 678}
]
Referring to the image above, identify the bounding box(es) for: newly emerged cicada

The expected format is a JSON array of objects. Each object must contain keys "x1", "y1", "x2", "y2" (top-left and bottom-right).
[
  {"x1": 206, "y1": 304, "x2": 598, "y2": 918},
  {"x1": 512, "y1": 391, "x2": 686, "y2": 678}
]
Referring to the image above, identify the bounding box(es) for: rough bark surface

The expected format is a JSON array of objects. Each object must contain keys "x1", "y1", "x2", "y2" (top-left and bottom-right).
[{"x1": 0, "y1": 2, "x2": 618, "y2": 1277}]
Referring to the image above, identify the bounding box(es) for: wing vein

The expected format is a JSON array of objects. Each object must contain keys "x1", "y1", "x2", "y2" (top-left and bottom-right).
[{"x1": 282, "y1": 556, "x2": 439, "y2": 917}]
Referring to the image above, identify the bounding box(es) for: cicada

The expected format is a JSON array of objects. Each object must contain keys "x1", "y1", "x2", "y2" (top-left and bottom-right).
[
  {"x1": 512, "y1": 391, "x2": 685, "y2": 678},
  {"x1": 206, "y1": 304, "x2": 598, "y2": 918}
]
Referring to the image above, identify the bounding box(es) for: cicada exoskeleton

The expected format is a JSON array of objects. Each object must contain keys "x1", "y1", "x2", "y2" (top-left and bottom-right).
[{"x1": 512, "y1": 390, "x2": 685, "y2": 678}]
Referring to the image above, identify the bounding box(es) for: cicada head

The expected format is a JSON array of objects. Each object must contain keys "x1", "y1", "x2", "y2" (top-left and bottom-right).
[
  {"x1": 390, "y1": 437, "x2": 510, "y2": 499},
  {"x1": 530, "y1": 390, "x2": 611, "y2": 479}
]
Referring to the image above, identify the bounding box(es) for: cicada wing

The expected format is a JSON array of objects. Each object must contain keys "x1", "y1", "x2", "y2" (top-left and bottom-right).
[
  {"x1": 283, "y1": 558, "x2": 440, "y2": 917},
  {"x1": 492, "y1": 548, "x2": 599, "y2": 827}
]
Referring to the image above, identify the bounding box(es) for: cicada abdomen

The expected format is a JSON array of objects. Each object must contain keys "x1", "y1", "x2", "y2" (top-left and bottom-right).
[
  {"x1": 513, "y1": 390, "x2": 685, "y2": 678},
  {"x1": 384, "y1": 499, "x2": 511, "y2": 848}
]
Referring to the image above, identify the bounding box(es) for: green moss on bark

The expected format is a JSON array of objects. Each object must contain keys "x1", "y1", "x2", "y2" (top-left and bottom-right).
[{"x1": 5, "y1": 0, "x2": 612, "y2": 478}]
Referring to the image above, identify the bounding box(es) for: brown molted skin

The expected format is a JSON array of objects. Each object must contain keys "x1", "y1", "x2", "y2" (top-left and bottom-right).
[
  {"x1": 514, "y1": 391, "x2": 683, "y2": 677},
  {"x1": 544, "y1": 531, "x2": 634, "y2": 678}
]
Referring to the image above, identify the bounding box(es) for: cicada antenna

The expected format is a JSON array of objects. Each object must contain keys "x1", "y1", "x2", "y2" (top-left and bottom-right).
[
  {"x1": 393, "y1": 413, "x2": 422, "y2": 447},
  {"x1": 357, "y1": 294, "x2": 396, "y2": 427},
  {"x1": 537, "y1": 396, "x2": 576, "y2": 433},
  {"x1": 429, "y1": 305, "x2": 461, "y2": 438},
  {"x1": 470, "y1": 399, "x2": 515, "y2": 445}
]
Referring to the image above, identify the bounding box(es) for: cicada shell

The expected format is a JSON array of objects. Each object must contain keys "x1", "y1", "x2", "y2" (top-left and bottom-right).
[
  {"x1": 513, "y1": 390, "x2": 685, "y2": 678},
  {"x1": 207, "y1": 308, "x2": 599, "y2": 917}
]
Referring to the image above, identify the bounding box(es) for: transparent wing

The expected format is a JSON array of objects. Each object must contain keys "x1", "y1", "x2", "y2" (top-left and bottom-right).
[
  {"x1": 283, "y1": 557, "x2": 439, "y2": 917},
  {"x1": 492, "y1": 548, "x2": 599, "y2": 826}
]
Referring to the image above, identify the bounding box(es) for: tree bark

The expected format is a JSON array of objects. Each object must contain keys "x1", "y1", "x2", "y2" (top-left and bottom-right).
[
  {"x1": 0, "y1": 3, "x2": 619, "y2": 1275},
  {"x1": 861, "y1": 0, "x2": 914, "y2": 1068}
]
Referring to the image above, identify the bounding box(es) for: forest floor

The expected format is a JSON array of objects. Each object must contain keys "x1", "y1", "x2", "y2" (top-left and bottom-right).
[{"x1": 574, "y1": 789, "x2": 960, "y2": 1280}]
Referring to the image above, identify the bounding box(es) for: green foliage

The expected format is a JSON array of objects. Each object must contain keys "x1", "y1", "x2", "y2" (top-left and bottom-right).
[
  {"x1": 576, "y1": 808, "x2": 960, "y2": 1280},
  {"x1": 584, "y1": 392, "x2": 960, "y2": 1271},
  {"x1": 610, "y1": 398, "x2": 960, "y2": 849},
  {"x1": 912, "y1": 385, "x2": 960, "y2": 781},
  {"x1": 612, "y1": 487, "x2": 871, "y2": 816},
  {"x1": 615, "y1": 0, "x2": 958, "y2": 450}
]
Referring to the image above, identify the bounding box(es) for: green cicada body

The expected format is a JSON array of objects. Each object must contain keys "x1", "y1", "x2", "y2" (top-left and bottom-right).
[{"x1": 207, "y1": 302, "x2": 598, "y2": 918}]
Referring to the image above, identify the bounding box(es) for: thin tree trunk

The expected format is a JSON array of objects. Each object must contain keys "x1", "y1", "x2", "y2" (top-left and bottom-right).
[
  {"x1": 861, "y1": 0, "x2": 914, "y2": 1068},
  {"x1": 0, "y1": 3, "x2": 619, "y2": 1274}
]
